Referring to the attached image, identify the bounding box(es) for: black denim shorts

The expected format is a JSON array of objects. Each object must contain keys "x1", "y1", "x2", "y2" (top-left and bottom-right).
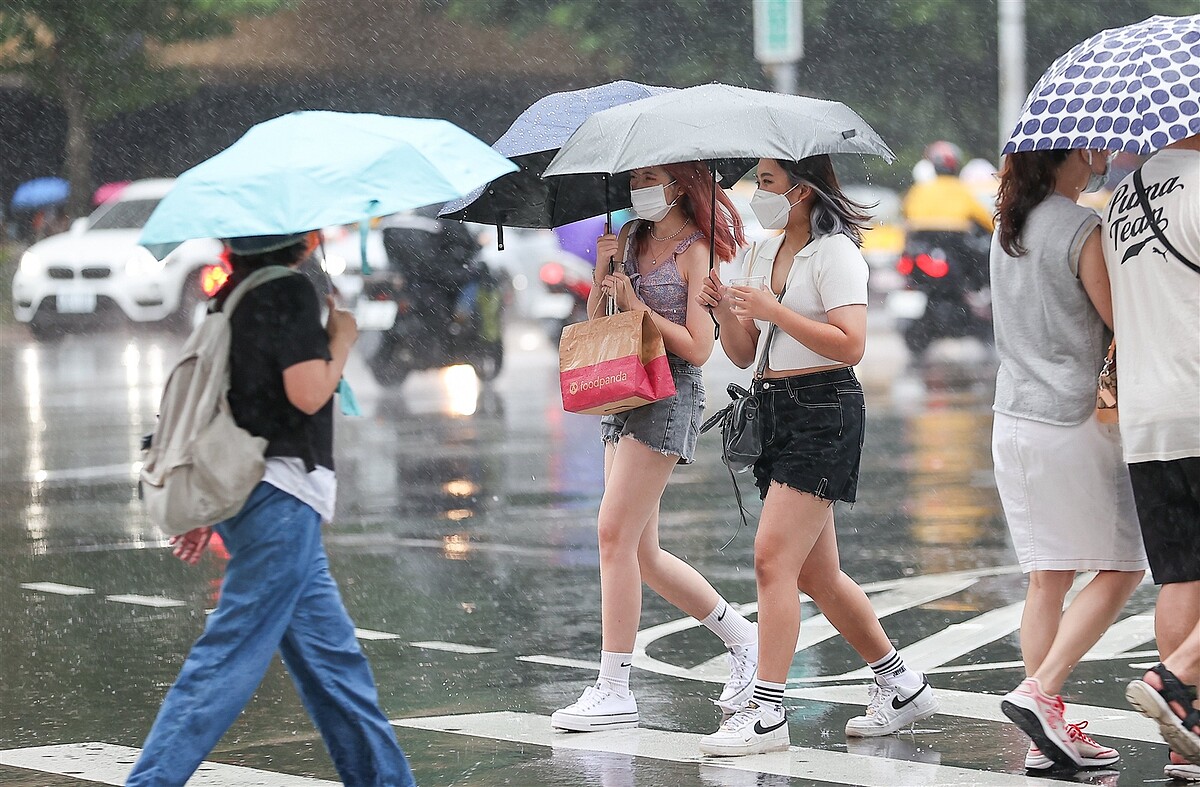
[
  {"x1": 751, "y1": 367, "x2": 865, "y2": 503},
  {"x1": 1129, "y1": 457, "x2": 1200, "y2": 584},
  {"x1": 600, "y1": 358, "x2": 706, "y2": 464}
]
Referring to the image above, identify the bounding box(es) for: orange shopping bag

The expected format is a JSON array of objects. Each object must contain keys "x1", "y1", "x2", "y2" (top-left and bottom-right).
[{"x1": 559, "y1": 309, "x2": 676, "y2": 415}]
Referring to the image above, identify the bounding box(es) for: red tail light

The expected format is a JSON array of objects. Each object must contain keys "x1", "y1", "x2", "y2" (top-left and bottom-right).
[
  {"x1": 200, "y1": 262, "x2": 230, "y2": 297},
  {"x1": 540, "y1": 262, "x2": 565, "y2": 286},
  {"x1": 897, "y1": 255, "x2": 914, "y2": 276},
  {"x1": 915, "y1": 253, "x2": 949, "y2": 278}
]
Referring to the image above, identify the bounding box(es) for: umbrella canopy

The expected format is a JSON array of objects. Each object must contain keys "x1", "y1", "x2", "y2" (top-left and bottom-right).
[
  {"x1": 543, "y1": 83, "x2": 895, "y2": 180},
  {"x1": 11, "y1": 177, "x2": 69, "y2": 212},
  {"x1": 139, "y1": 111, "x2": 517, "y2": 251},
  {"x1": 439, "y1": 80, "x2": 674, "y2": 230},
  {"x1": 1003, "y1": 14, "x2": 1200, "y2": 155}
]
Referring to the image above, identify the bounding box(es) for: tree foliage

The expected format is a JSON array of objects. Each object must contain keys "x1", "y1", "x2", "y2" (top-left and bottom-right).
[
  {"x1": 429, "y1": 0, "x2": 1199, "y2": 185},
  {"x1": 0, "y1": 0, "x2": 289, "y2": 212}
]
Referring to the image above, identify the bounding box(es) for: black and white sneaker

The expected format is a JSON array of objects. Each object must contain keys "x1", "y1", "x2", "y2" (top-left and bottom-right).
[
  {"x1": 551, "y1": 683, "x2": 638, "y2": 732},
  {"x1": 845, "y1": 676, "x2": 939, "y2": 737},
  {"x1": 699, "y1": 701, "x2": 789, "y2": 757}
]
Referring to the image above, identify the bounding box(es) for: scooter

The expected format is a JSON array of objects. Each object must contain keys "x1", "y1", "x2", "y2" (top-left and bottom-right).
[
  {"x1": 360, "y1": 218, "x2": 506, "y2": 386},
  {"x1": 886, "y1": 231, "x2": 993, "y2": 360}
]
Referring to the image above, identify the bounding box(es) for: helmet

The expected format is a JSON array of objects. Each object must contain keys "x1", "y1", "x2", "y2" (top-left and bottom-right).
[{"x1": 924, "y1": 141, "x2": 964, "y2": 176}]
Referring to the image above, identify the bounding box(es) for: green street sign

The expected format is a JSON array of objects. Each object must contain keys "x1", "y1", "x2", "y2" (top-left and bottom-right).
[{"x1": 753, "y1": 0, "x2": 804, "y2": 64}]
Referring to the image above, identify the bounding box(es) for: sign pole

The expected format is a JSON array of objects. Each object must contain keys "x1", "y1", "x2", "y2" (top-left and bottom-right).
[{"x1": 754, "y1": 0, "x2": 803, "y2": 95}]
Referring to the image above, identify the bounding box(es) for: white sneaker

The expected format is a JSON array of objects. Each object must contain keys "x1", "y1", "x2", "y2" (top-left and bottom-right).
[
  {"x1": 551, "y1": 683, "x2": 638, "y2": 732},
  {"x1": 699, "y1": 701, "x2": 790, "y2": 757},
  {"x1": 845, "y1": 676, "x2": 940, "y2": 737},
  {"x1": 714, "y1": 640, "x2": 758, "y2": 718},
  {"x1": 1166, "y1": 759, "x2": 1200, "y2": 782}
]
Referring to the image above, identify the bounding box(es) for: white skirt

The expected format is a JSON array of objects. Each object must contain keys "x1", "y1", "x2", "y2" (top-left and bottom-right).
[{"x1": 992, "y1": 411, "x2": 1149, "y2": 573}]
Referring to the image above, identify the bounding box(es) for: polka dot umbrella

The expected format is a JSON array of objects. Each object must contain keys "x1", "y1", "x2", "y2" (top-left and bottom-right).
[{"x1": 1003, "y1": 14, "x2": 1200, "y2": 155}]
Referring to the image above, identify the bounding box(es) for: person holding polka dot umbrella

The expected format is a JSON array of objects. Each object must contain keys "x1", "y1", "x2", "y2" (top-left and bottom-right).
[{"x1": 1003, "y1": 14, "x2": 1200, "y2": 156}]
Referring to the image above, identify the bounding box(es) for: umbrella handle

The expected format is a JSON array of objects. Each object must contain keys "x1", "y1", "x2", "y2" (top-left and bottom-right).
[{"x1": 708, "y1": 162, "x2": 720, "y2": 339}]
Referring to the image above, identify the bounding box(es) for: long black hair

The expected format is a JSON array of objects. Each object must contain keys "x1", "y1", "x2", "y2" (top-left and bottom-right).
[{"x1": 776, "y1": 155, "x2": 874, "y2": 247}]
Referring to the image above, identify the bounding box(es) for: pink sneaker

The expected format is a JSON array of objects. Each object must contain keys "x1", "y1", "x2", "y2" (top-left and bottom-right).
[
  {"x1": 1025, "y1": 743, "x2": 1052, "y2": 770},
  {"x1": 1065, "y1": 720, "x2": 1119, "y2": 767},
  {"x1": 1002, "y1": 678, "x2": 1083, "y2": 769}
]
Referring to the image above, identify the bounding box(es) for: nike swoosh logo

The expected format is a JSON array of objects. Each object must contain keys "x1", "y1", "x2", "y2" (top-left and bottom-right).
[
  {"x1": 620, "y1": 662, "x2": 632, "y2": 668},
  {"x1": 717, "y1": 605, "x2": 727, "y2": 622},
  {"x1": 891, "y1": 682, "x2": 928, "y2": 710},
  {"x1": 753, "y1": 717, "x2": 788, "y2": 735}
]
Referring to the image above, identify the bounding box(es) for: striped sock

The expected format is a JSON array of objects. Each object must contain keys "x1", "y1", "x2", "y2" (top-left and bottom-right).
[
  {"x1": 868, "y1": 649, "x2": 922, "y2": 691},
  {"x1": 751, "y1": 678, "x2": 786, "y2": 712}
]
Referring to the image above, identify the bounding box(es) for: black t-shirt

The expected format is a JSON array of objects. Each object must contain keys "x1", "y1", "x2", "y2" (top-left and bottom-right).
[{"x1": 215, "y1": 272, "x2": 334, "y2": 470}]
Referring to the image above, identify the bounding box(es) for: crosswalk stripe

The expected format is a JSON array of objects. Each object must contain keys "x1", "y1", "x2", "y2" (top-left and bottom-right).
[
  {"x1": 0, "y1": 742, "x2": 337, "y2": 785},
  {"x1": 391, "y1": 711, "x2": 1065, "y2": 786},
  {"x1": 353, "y1": 628, "x2": 402, "y2": 641},
  {"x1": 786, "y1": 686, "x2": 1161, "y2": 743},
  {"x1": 410, "y1": 640, "x2": 497, "y2": 654},
  {"x1": 105, "y1": 594, "x2": 186, "y2": 608},
  {"x1": 20, "y1": 582, "x2": 94, "y2": 596},
  {"x1": 517, "y1": 654, "x2": 597, "y2": 670}
]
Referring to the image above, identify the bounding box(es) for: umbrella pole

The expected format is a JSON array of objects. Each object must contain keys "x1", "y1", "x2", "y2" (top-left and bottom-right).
[
  {"x1": 604, "y1": 174, "x2": 614, "y2": 275},
  {"x1": 708, "y1": 162, "x2": 719, "y2": 338}
]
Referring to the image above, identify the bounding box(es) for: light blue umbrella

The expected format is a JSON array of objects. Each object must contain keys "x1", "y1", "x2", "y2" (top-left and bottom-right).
[
  {"x1": 139, "y1": 111, "x2": 517, "y2": 257},
  {"x1": 1003, "y1": 14, "x2": 1200, "y2": 155}
]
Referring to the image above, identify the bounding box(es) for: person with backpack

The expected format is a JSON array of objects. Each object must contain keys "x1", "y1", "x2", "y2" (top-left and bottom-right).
[{"x1": 126, "y1": 232, "x2": 415, "y2": 787}]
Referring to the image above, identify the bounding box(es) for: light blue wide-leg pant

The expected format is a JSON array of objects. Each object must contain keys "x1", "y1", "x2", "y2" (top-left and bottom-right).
[{"x1": 126, "y1": 483, "x2": 414, "y2": 786}]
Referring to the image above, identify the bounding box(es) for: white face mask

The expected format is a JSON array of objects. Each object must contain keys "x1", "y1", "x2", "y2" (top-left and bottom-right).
[
  {"x1": 630, "y1": 181, "x2": 678, "y2": 222},
  {"x1": 750, "y1": 182, "x2": 801, "y2": 230},
  {"x1": 1084, "y1": 150, "x2": 1112, "y2": 194}
]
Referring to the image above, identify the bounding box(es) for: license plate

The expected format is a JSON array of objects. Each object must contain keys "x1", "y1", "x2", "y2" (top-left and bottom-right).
[
  {"x1": 56, "y1": 292, "x2": 97, "y2": 314},
  {"x1": 355, "y1": 300, "x2": 398, "y2": 331},
  {"x1": 886, "y1": 290, "x2": 927, "y2": 320}
]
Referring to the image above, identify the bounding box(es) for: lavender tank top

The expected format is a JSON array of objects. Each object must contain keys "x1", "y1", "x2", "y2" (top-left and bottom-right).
[{"x1": 621, "y1": 221, "x2": 702, "y2": 326}]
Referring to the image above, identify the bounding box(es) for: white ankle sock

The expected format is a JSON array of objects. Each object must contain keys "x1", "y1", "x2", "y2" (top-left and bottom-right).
[
  {"x1": 598, "y1": 650, "x2": 633, "y2": 695},
  {"x1": 701, "y1": 599, "x2": 756, "y2": 648},
  {"x1": 868, "y1": 649, "x2": 923, "y2": 692}
]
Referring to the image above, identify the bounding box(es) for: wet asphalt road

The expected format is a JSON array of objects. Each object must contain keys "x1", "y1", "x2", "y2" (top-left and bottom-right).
[{"x1": 0, "y1": 319, "x2": 1167, "y2": 786}]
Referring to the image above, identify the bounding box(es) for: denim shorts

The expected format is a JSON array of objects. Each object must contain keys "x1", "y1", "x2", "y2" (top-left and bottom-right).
[
  {"x1": 600, "y1": 358, "x2": 706, "y2": 464},
  {"x1": 752, "y1": 367, "x2": 865, "y2": 503}
]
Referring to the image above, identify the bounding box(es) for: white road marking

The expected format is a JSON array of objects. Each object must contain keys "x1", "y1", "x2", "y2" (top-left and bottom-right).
[
  {"x1": 410, "y1": 641, "x2": 496, "y2": 654},
  {"x1": 0, "y1": 742, "x2": 337, "y2": 785},
  {"x1": 391, "y1": 711, "x2": 1062, "y2": 786},
  {"x1": 106, "y1": 594, "x2": 186, "y2": 608},
  {"x1": 20, "y1": 582, "x2": 94, "y2": 596},
  {"x1": 25, "y1": 463, "x2": 139, "y2": 483},
  {"x1": 922, "y1": 649, "x2": 1159, "y2": 676},
  {"x1": 353, "y1": 628, "x2": 402, "y2": 641},
  {"x1": 517, "y1": 655, "x2": 598, "y2": 670},
  {"x1": 1087, "y1": 614, "x2": 1155, "y2": 658},
  {"x1": 787, "y1": 685, "x2": 1161, "y2": 743}
]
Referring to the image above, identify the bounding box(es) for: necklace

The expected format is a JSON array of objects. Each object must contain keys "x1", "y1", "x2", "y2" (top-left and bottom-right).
[{"x1": 650, "y1": 218, "x2": 690, "y2": 242}]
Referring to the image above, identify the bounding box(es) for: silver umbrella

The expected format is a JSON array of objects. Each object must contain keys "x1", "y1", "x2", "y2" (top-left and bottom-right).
[{"x1": 543, "y1": 83, "x2": 895, "y2": 180}]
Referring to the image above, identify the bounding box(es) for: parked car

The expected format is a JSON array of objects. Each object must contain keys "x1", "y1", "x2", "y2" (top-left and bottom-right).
[{"x1": 11, "y1": 178, "x2": 222, "y2": 337}]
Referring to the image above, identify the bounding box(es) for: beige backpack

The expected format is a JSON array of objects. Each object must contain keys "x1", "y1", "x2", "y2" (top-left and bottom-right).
[{"x1": 140, "y1": 266, "x2": 296, "y2": 534}]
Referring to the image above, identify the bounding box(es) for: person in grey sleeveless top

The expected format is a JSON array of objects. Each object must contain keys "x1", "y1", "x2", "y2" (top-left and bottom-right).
[
  {"x1": 990, "y1": 148, "x2": 1148, "y2": 772},
  {"x1": 550, "y1": 161, "x2": 759, "y2": 734}
]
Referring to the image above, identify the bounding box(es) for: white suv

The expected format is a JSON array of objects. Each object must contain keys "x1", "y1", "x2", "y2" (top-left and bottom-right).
[{"x1": 12, "y1": 178, "x2": 222, "y2": 336}]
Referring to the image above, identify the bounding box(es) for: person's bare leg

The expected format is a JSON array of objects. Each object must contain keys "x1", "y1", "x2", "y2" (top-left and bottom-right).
[
  {"x1": 1156, "y1": 581, "x2": 1200, "y2": 668},
  {"x1": 796, "y1": 515, "x2": 892, "y2": 664},
  {"x1": 754, "y1": 484, "x2": 834, "y2": 683},
  {"x1": 1033, "y1": 570, "x2": 1144, "y2": 694},
  {"x1": 637, "y1": 509, "x2": 720, "y2": 620},
  {"x1": 1018, "y1": 570, "x2": 1073, "y2": 679},
  {"x1": 597, "y1": 438, "x2": 680, "y2": 652}
]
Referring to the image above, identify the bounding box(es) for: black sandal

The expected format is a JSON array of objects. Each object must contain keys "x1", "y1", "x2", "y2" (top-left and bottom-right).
[{"x1": 1127, "y1": 663, "x2": 1200, "y2": 764}]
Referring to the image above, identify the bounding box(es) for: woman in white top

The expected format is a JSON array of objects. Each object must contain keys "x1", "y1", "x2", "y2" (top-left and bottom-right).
[
  {"x1": 991, "y1": 148, "x2": 1147, "y2": 772},
  {"x1": 696, "y1": 156, "x2": 939, "y2": 757}
]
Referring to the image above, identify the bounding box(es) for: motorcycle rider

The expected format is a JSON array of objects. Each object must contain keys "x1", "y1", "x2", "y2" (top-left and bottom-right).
[{"x1": 898, "y1": 141, "x2": 997, "y2": 356}]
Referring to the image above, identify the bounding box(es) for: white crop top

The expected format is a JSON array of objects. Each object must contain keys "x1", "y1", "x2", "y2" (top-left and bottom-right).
[{"x1": 744, "y1": 232, "x2": 869, "y2": 371}]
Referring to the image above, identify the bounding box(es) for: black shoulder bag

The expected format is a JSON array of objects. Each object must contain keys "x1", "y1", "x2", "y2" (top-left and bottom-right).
[{"x1": 700, "y1": 285, "x2": 786, "y2": 548}]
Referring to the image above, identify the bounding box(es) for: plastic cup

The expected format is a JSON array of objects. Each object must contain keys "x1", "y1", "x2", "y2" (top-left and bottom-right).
[{"x1": 729, "y1": 275, "x2": 767, "y2": 289}]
